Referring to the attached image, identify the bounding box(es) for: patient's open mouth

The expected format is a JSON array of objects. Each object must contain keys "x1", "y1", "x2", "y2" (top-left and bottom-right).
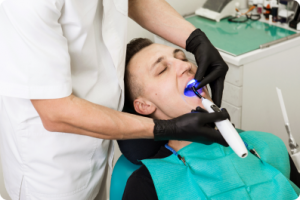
[
  {"x1": 186, "y1": 79, "x2": 196, "y2": 89},
  {"x1": 184, "y1": 79, "x2": 203, "y2": 97},
  {"x1": 184, "y1": 79, "x2": 197, "y2": 97}
]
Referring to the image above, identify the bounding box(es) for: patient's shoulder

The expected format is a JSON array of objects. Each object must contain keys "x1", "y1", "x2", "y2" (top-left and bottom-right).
[
  {"x1": 240, "y1": 131, "x2": 290, "y2": 177},
  {"x1": 240, "y1": 130, "x2": 285, "y2": 148},
  {"x1": 126, "y1": 146, "x2": 172, "y2": 187},
  {"x1": 123, "y1": 146, "x2": 171, "y2": 199}
]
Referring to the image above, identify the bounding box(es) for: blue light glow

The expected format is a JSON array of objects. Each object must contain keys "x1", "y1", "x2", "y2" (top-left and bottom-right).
[
  {"x1": 184, "y1": 87, "x2": 196, "y2": 97},
  {"x1": 184, "y1": 79, "x2": 202, "y2": 97},
  {"x1": 187, "y1": 79, "x2": 196, "y2": 86}
]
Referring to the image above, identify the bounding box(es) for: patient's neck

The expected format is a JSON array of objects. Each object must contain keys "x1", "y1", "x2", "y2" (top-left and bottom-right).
[
  {"x1": 168, "y1": 140, "x2": 192, "y2": 152},
  {"x1": 152, "y1": 115, "x2": 192, "y2": 151}
]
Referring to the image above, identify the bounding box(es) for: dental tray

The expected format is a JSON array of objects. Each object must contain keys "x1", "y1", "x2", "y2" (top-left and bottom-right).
[{"x1": 185, "y1": 15, "x2": 298, "y2": 56}]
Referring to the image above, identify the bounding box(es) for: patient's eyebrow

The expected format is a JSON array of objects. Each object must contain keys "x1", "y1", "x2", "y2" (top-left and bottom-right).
[{"x1": 173, "y1": 49, "x2": 185, "y2": 57}]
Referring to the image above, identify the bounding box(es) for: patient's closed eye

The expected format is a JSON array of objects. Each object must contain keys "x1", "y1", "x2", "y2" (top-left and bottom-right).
[{"x1": 159, "y1": 67, "x2": 167, "y2": 75}]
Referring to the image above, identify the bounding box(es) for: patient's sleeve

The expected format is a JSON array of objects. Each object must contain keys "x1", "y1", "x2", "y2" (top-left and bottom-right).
[
  {"x1": 122, "y1": 166, "x2": 158, "y2": 200},
  {"x1": 290, "y1": 155, "x2": 300, "y2": 189}
]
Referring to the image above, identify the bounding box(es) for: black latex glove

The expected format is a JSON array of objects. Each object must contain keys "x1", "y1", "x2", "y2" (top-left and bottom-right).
[
  {"x1": 186, "y1": 29, "x2": 228, "y2": 107},
  {"x1": 153, "y1": 106, "x2": 230, "y2": 146}
]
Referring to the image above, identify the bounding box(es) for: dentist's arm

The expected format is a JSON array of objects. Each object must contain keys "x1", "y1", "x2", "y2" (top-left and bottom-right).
[
  {"x1": 31, "y1": 94, "x2": 228, "y2": 144},
  {"x1": 31, "y1": 94, "x2": 154, "y2": 140},
  {"x1": 128, "y1": 0, "x2": 194, "y2": 48},
  {"x1": 129, "y1": 0, "x2": 228, "y2": 107}
]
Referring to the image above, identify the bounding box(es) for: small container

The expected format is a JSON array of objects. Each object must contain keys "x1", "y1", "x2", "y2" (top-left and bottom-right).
[
  {"x1": 257, "y1": 5, "x2": 263, "y2": 14},
  {"x1": 272, "y1": 7, "x2": 279, "y2": 21},
  {"x1": 264, "y1": 3, "x2": 271, "y2": 20},
  {"x1": 248, "y1": 0, "x2": 254, "y2": 7},
  {"x1": 270, "y1": 0, "x2": 279, "y2": 22},
  {"x1": 257, "y1": 0, "x2": 264, "y2": 14}
]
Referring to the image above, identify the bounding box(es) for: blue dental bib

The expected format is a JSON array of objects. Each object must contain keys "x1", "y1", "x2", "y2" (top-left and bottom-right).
[{"x1": 142, "y1": 131, "x2": 300, "y2": 200}]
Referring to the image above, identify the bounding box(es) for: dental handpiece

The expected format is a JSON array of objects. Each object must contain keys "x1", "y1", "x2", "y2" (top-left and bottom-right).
[{"x1": 192, "y1": 86, "x2": 248, "y2": 158}]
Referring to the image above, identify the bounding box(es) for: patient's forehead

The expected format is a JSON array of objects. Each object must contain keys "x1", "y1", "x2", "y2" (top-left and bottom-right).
[
  {"x1": 128, "y1": 43, "x2": 175, "y2": 74},
  {"x1": 139, "y1": 43, "x2": 174, "y2": 55}
]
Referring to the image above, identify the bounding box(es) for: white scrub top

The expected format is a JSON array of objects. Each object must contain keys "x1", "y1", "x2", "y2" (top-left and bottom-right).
[{"x1": 0, "y1": 0, "x2": 127, "y2": 199}]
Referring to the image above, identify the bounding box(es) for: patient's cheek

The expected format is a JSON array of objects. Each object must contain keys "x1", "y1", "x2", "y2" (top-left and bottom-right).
[{"x1": 184, "y1": 96, "x2": 205, "y2": 110}]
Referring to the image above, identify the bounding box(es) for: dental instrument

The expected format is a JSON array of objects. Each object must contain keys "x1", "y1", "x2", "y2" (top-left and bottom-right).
[
  {"x1": 185, "y1": 80, "x2": 248, "y2": 158},
  {"x1": 195, "y1": 0, "x2": 244, "y2": 22},
  {"x1": 276, "y1": 87, "x2": 300, "y2": 173},
  {"x1": 228, "y1": 5, "x2": 261, "y2": 23}
]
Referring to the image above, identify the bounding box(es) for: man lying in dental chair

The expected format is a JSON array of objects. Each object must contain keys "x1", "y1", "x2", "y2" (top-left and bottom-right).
[{"x1": 120, "y1": 38, "x2": 300, "y2": 200}]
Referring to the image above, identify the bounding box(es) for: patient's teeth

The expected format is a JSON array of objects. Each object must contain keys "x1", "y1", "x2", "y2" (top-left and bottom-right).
[{"x1": 186, "y1": 79, "x2": 196, "y2": 89}]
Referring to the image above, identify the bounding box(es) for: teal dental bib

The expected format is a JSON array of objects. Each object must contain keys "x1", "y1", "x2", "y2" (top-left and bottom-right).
[{"x1": 142, "y1": 131, "x2": 300, "y2": 200}]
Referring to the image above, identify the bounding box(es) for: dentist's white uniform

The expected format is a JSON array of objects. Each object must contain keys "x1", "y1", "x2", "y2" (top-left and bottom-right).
[{"x1": 0, "y1": 0, "x2": 127, "y2": 199}]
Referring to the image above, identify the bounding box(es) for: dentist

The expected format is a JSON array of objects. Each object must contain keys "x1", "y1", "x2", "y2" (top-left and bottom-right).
[{"x1": 0, "y1": 0, "x2": 228, "y2": 199}]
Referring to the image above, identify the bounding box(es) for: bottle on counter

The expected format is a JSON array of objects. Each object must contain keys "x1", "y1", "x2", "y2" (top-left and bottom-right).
[
  {"x1": 257, "y1": 0, "x2": 264, "y2": 14},
  {"x1": 248, "y1": 0, "x2": 254, "y2": 7},
  {"x1": 263, "y1": 1, "x2": 272, "y2": 20},
  {"x1": 271, "y1": 0, "x2": 279, "y2": 22},
  {"x1": 252, "y1": 0, "x2": 259, "y2": 14}
]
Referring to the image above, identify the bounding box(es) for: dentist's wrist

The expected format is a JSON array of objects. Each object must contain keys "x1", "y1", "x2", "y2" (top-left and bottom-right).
[{"x1": 153, "y1": 119, "x2": 177, "y2": 141}]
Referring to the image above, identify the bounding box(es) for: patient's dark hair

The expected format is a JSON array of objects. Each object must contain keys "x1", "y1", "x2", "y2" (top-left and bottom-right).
[{"x1": 124, "y1": 38, "x2": 153, "y2": 112}]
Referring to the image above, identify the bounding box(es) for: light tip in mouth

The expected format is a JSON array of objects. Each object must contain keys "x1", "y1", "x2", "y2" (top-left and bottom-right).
[
  {"x1": 184, "y1": 79, "x2": 204, "y2": 97},
  {"x1": 185, "y1": 79, "x2": 196, "y2": 89},
  {"x1": 184, "y1": 79, "x2": 197, "y2": 97}
]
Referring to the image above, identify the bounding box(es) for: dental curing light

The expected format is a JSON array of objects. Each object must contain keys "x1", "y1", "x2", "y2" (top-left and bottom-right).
[{"x1": 186, "y1": 81, "x2": 248, "y2": 158}]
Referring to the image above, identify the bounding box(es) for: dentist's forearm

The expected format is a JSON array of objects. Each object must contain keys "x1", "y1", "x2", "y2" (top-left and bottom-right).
[
  {"x1": 129, "y1": 0, "x2": 195, "y2": 48},
  {"x1": 31, "y1": 94, "x2": 154, "y2": 140}
]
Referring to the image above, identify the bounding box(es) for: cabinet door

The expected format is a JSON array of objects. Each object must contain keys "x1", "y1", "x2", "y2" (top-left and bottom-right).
[
  {"x1": 222, "y1": 101, "x2": 242, "y2": 129},
  {"x1": 222, "y1": 63, "x2": 243, "y2": 128}
]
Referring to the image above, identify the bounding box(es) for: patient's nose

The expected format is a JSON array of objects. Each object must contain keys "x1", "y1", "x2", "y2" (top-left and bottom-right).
[{"x1": 173, "y1": 59, "x2": 191, "y2": 77}]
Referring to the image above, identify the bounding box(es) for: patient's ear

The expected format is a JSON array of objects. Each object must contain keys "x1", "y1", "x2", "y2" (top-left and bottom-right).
[{"x1": 133, "y1": 98, "x2": 156, "y2": 116}]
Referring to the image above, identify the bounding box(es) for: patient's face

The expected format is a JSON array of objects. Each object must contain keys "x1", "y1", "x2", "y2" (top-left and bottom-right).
[{"x1": 128, "y1": 44, "x2": 212, "y2": 119}]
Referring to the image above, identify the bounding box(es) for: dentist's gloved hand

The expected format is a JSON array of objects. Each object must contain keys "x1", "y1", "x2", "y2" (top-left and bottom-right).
[
  {"x1": 153, "y1": 106, "x2": 229, "y2": 146},
  {"x1": 186, "y1": 29, "x2": 228, "y2": 107}
]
